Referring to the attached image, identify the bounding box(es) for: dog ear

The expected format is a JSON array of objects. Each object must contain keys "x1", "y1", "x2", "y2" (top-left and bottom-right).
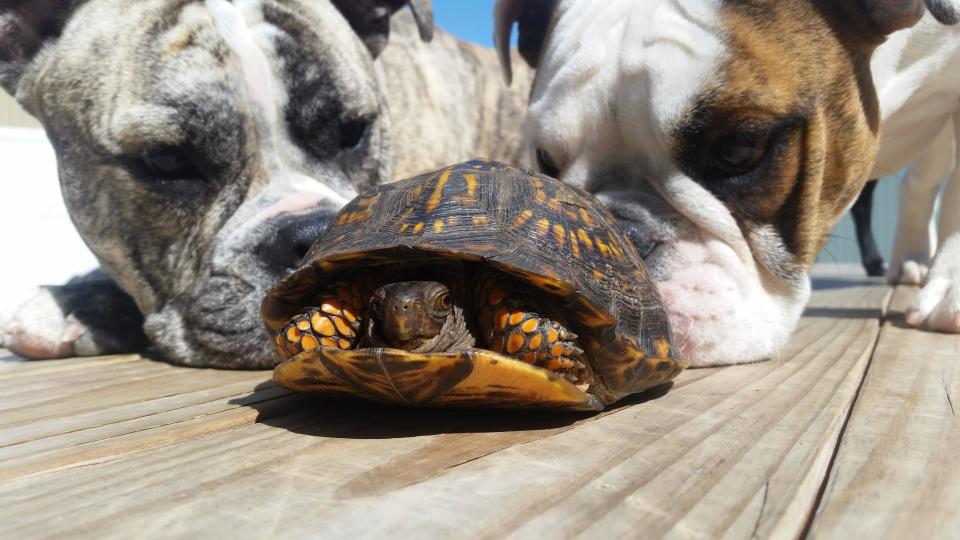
[
  {"x1": 332, "y1": 0, "x2": 434, "y2": 58},
  {"x1": 0, "y1": 0, "x2": 85, "y2": 95},
  {"x1": 494, "y1": 0, "x2": 560, "y2": 85},
  {"x1": 856, "y1": 0, "x2": 959, "y2": 36}
]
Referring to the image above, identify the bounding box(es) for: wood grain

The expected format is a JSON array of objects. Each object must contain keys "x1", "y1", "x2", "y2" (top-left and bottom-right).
[
  {"x1": 0, "y1": 279, "x2": 892, "y2": 538},
  {"x1": 808, "y1": 285, "x2": 960, "y2": 539}
]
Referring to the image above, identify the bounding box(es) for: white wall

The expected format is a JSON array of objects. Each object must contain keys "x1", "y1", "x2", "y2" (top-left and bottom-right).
[{"x1": 0, "y1": 128, "x2": 98, "y2": 313}]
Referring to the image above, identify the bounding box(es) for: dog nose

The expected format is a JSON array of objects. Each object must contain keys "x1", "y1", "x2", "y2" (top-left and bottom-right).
[
  {"x1": 618, "y1": 220, "x2": 662, "y2": 260},
  {"x1": 259, "y1": 209, "x2": 338, "y2": 271}
]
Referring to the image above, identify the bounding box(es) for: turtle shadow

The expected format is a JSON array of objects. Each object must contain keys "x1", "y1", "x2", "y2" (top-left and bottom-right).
[{"x1": 229, "y1": 380, "x2": 673, "y2": 439}]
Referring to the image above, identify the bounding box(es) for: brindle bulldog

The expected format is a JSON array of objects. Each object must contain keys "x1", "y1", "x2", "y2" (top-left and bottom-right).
[{"x1": 0, "y1": 0, "x2": 533, "y2": 368}]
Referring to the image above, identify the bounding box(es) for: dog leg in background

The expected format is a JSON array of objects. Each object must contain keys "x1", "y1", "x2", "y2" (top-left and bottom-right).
[
  {"x1": 905, "y1": 116, "x2": 960, "y2": 332},
  {"x1": 1, "y1": 270, "x2": 149, "y2": 358},
  {"x1": 887, "y1": 122, "x2": 955, "y2": 285},
  {"x1": 851, "y1": 180, "x2": 887, "y2": 277}
]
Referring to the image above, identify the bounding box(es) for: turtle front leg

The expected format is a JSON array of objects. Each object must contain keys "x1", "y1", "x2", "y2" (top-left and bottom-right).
[
  {"x1": 275, "y1": 283, "x2": 366, "y2": 360},
  {"x1": 477, "y1": 276, "x2": 584, "y2": 378}
]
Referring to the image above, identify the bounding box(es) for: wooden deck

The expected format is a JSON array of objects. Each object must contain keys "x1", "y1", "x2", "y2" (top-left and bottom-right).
[{"x1": 1, "y1": 269, "x2": 957, "y2": 538}]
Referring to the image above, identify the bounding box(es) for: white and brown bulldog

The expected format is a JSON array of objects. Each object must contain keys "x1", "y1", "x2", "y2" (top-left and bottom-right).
[
  {"x1": 871, "y1": 17, "x2": 960, "y2": 332},
  {"x1": 495, "y1": 0, "x2": 960, "y2": 366},
  {"x1": 0, "y1": 0, "x2": 532, "y2": 368}
]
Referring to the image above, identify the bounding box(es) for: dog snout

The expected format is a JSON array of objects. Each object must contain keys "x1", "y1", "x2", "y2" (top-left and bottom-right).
[
  {"x1": 259, "y1": 209, "x2": 338, "y2": 271},
  {"x1": 618, "y1": 220, "x2": 662, "y2": 260}
]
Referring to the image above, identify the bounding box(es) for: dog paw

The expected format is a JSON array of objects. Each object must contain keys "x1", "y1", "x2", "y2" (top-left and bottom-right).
[
  {"x1": 0, "y1": 288, "x2": 99, "y2": 358},
  {"x1": 887, "y1": 260, "x2": 929, "y2": 285},
  {"x1": 902, "y1": 235, "x2": 960, "y2": 333},
  {"x1": 904, "y1": 277, "x2": 960, "y2": 333},
  {"x1": 863, "y1": 256, "x2": 887, "y2": 278}
]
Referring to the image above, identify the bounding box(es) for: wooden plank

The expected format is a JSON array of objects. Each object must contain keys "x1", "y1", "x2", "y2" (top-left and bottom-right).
[
  {"x1": 0, "y1": 358, "x2": 270, "y2": 431},
  {"x1": 0, "y1": 280, "x2": 889, "y2": 539},
  {"x1": 808, "y1": 285, "x2": 960, "y2": 539}
]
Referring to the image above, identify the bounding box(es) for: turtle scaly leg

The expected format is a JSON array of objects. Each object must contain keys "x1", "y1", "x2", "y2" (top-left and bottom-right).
[
  {"x1": 275, "y1": 281, "x2": 368, "y2": 360},
  {"x1": 476, "y1": 273, "x2": 584, "y2": 378}
]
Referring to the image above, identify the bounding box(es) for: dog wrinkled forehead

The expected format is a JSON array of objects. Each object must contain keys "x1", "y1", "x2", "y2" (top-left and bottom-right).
[{"x1": 526, "y1": 0, "x2": 726, "y2": 179}]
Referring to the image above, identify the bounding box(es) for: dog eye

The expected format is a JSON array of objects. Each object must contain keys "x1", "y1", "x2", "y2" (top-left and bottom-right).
[
  {"x1": 536, "y1": 148, "x2": 561, "y2": 177},
  {"x1": 139, "y1": 147, "x2": 204, "y2": 182},
  {"x1": 711, "y1": 133, "x2": 767, "y2": 176},
  {"x1": 340, "y1": 118, "x2": 371, "y2": 150}
]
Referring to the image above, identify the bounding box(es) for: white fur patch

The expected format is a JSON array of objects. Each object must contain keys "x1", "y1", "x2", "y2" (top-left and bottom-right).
[
  {"x1": 528, "y1": 0, "x2": 725, "y2": 177},
  {"x1": 527, "y1": 0, "x2": 811, "y2": 366},
  {"x1": 0, "y1": 288, "x2": 98, "y2": 358},
  {"x1": 205, "y1": 0, "x2": 354, "y2": 207},
  {"x1": 905, "y1": 233, "x2": 960, "y2": 332}
]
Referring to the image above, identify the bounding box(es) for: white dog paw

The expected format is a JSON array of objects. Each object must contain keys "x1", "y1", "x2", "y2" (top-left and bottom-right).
[
  {"x1": 887, "y1": 260, "x2": 930, "y2": 285},
  {"x1": 904, "y1": 277, "x2": 960, "y2": 333},
  {"x1": 903, "y1": 235, "x2": 960, "y2": 333},
  {"x1": 0, "y1": 288, "x2": 93, "y2": 359}
]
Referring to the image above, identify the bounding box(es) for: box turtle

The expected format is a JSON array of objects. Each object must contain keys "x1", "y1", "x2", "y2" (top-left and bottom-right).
[{"x1": 261, "y1": 160, "x2": 684, "y2": 411}]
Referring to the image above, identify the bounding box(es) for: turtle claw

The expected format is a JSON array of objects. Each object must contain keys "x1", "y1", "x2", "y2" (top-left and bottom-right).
[{"x1": 557, "y1": 326, "x2": 577, "y2": 341}]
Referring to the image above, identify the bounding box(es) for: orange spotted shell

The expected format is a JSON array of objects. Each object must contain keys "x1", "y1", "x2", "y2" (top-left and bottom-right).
[{"x1": 261, "y1": 160, "x2": 682, "y2": 405}]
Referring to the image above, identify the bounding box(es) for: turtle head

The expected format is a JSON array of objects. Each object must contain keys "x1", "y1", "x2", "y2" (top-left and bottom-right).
[{"x1": 369, "y1": 281, "x2": 455, "y2": 350}]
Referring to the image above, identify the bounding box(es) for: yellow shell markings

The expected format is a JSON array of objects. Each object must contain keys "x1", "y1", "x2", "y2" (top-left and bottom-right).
[
  {"x1": 355, "y1": 193, "x2": 381, "y2": 208},
  {"x1": 535, "y1": 218, "x2": 551, "y2": 236},
  {"x1": 569, "y1": 230, "x2": 581, "y2": 258},
  {"x1": 433, "y1": 220, "x2": 444, "y2": 233},
  {"x1": 425, "y1": 170, "x2": 452, "y2": 214},
  {"x1": 595, "y1": 237, "x2": 611, "y2": 258},
  {"x1": 412, "y1": 222, "x2": 425, "y2": 234},
  {"x1": 552, "y1": 224, "x2": 566, "y2": 248},
  {"x1": 577, "y1": 229, "x2": 594, "y2": 251},
  {"x1": 511, "y1": 209, "x2": 534, "y2": 228},
  {"x1": 656, "y1": 338, "x2": 672, "y2": 358},
  {"x1": 462, "y1": 173, "x2": 478, "y2": 203},
  {"x1": 579, "y1": 208, "x2": 597, "y2": 226},
  {"x1": 472, "y1": 215, "x2": 490, "y2": 226}
]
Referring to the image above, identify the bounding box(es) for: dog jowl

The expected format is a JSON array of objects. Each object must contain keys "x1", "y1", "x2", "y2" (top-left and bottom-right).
[
  {"x1": 496, "y1": 0, "x2": 960, "y2": 366},
  {"x1": 0, "y1": 0, "x2": 434, "y2": 367}
]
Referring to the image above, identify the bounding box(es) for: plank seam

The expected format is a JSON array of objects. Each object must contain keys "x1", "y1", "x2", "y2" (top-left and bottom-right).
[{"x1": 798, "y1": 285, "x2": 893, "y2": 539}]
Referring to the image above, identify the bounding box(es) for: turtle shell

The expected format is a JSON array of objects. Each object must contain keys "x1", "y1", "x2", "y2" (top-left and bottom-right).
[{"x1": 262, "y1": 160, "x2": 683, "y2": 408}]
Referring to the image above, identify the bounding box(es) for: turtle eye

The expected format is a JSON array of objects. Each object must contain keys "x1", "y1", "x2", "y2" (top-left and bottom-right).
[
  {"x1": 434, "y1": 292, "x2": 452, "y2": 312},
  {"x1": 711, "y1": 132, "x2": 767, "y2": 177},
  {"x1": 536, "y1": 148, "x2": 561, "y2": 178}
]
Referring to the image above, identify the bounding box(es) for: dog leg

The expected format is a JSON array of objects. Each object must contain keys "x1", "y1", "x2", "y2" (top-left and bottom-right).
[
  {"x1": 905, "y1": 118, "x2": 960, "y2": 332},
  {"x1": 0, "y1": 270, "x2": 148, "y2": 358},
  {"x1": 887, "y1": 123, "x2": 954, "y2": 285},
  {"x1": 851, "y1": 180, "x2": 887, "y2": 277}
]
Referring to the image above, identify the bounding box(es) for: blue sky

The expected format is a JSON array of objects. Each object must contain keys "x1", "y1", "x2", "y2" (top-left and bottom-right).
[{"x1": 433, "y1": 0, "x2": 500, "y2": 47}]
